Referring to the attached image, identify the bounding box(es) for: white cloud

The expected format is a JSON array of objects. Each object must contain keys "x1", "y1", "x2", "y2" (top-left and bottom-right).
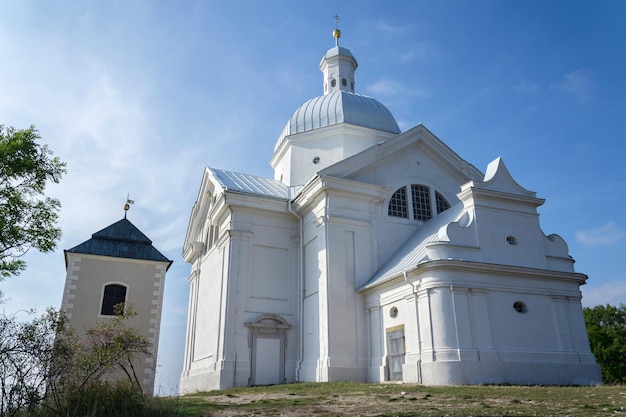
[
  {"x1": 365, "y1": 79, "x2": 405, "y2": 96},
  {"x1": 398, "y1": 46, "x2": 430, "y2": 63},
  {"x1": 582, "y1": 280, "x2": 626, "y2": 307},
  {"x1": 365, "y1": 78, "x2": 427, "y2": 99},
  {"x1": 549, "y1": 68, "x2": 596, "y2": 103},
  {"x1": 576, "y1": 222, "x2": 625, "y2": 246},
  {"x1": 373, "y1": 20, "x2": 414, "y2": 35}
]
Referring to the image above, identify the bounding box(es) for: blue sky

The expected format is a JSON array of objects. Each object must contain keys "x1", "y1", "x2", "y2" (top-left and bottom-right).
[{"x1": 1, "y1": 1, "x2": 624, "y2": 395}]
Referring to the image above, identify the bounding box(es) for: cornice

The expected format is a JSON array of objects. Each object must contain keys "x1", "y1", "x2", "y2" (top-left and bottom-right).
[{"x1": 360, "y1": 259, "x2": 588, "y2": 293}]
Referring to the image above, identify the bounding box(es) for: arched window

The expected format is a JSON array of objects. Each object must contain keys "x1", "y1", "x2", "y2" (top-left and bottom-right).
[
  {"x1": 411, "y1": 184, "x2": 432, "y2": 221},
  {"x1": 331, "y1": 79, "x2": 337, "y2": 87},
  {"x1": 388, "y1": 184, "x2": 451, "y2": 222},
  {"x1": 388, "y1": 187, "x2": 408, "y2": 218},
  {"x1": 101, "y1": 284, "x2": 127, "y2": 316},
  {"x1": 342, "y1": 78, "x2": 347, "y2": 87},
  {"x1": 435, "y1": 191, "x2": 450, "y2": 214}
]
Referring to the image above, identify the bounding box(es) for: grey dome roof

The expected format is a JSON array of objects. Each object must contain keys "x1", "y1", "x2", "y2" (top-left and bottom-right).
[{"x1": 286, "y1": 91, "x2": 400, "y2": 136}]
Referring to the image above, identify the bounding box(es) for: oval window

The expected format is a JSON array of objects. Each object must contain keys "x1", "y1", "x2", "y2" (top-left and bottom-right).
[{"x1": 513, "y1": 301, "x2": 527, "y2": 313}]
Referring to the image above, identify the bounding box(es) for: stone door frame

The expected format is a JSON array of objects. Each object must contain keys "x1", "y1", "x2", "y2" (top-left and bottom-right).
[{"x1": 245, "y1": 314, "x2": 291, "y2": 386}]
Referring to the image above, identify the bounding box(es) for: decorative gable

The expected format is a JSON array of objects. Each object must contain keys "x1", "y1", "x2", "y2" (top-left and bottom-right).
[{"x1": 461, "y1": 157, "x2": 536, "y2": 198}]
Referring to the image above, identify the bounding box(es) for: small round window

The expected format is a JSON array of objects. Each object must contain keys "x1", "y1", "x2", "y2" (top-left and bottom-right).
[
  {"x1": 331, "y1": 79, "x2": 337, "y2": 87},
  {"x1": 389, "y1": 306, "x2": 398, "y2": 318},
  {"x1": 506, "y1": 236, "x2": 517, "y2": 245},
  {"x1": 513, "y1": 301, "x2": 527, "y2": 313},
  {"x1": 312, "y1": 156, "x2": 320, "y2": 164}
]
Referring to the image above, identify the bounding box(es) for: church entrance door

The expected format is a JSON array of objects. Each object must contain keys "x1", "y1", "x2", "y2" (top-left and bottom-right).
[
  {"x1": 386, "y1": 326, "x2": 405, "y2": 381},
  {"x1": 254, "y1": 337, "x2": 281, "y2": 385},
  {"x1": 245, "y1": 314, "x2": 291, "y2": 386}
]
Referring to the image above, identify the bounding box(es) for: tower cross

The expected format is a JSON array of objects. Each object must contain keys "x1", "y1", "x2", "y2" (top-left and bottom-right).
[{"x1": 333, "y1": 14, "x2": 341, "y2": 46}]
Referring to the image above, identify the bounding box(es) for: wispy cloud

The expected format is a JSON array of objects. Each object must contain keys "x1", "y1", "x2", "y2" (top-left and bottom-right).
[
  {"x1": 576, "y1": 222, "x2": 625, "y2": 246},
  {"x1": 373, "y1": 20, "x2": 414, "y2": 35},
  {"x1": 365, "y1": 79, "x2": 405, "y2": 96},
  {"x1": 398, "y1": 45, "x2": 430, "y2": 63},
  {"x1": 364, "y1": 78, "x2": 427, "y2": 98},
  {"x1": 549, "y1": 68, "x2": 596, "y2": 103},
  {"x1": 582, "y1": 280, "x2": 626, "y2": 307}
]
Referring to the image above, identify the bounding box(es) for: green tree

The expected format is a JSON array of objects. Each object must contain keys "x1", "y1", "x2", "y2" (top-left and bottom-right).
[
  {"x1": 0, "y1": 307, "x2": 155, "y2": 417},
  {"x1": 583, "y1": 303, "x2": 626, "y2": 383},
  {"x1": 0, "y1": 308, "x2": 71, "y2": 417},
  {"x1": 0, "y1": 125, "x2": 66, "y2": 279}
]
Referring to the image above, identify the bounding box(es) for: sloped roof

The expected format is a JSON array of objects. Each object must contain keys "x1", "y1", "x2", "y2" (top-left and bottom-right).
[
  {"x1": 360, "y1": 202, "x2": 466, "y2": 290},
  {"x1": 210, "y1": 168, "x2": 289, "y2": 200},
  {"x1": 66, "y1": 218, "x2": 172, "y2": 268}
]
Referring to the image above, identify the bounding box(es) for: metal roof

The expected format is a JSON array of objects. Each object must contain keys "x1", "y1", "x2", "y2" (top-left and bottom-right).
[
  {"x1": 322, "y1": 46, "x2": 358, "y2": 65},
  {"x1": 66, "y1": 218, "x2": 172, "y2": 267},
  {"x1": 286, "y1": 91, "x2": 401, "y2": 137},
  {"x1": 360, "y1": 202, "x2": 466, "y2": 290},
  {"x1": 210, "y1": 168, "x2": 289, "y2": 200}
]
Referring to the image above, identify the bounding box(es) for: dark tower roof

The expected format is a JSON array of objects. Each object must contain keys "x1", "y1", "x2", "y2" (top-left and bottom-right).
[{"x1": 65, "y1": 218, "x2": 173, "y2": 269}]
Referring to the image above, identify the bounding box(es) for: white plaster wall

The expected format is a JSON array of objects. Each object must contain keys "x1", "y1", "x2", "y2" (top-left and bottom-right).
[
  {"x1": 192, "y1": 249, "x2": 224, "y2": 362},
  {"x1": 473, "y1": 207, "x2": 548, "y2": 269},
  {"x1": 181, "y1": 203, "x2": 301, "y2": 392},
  {"x1": 272, "y1": 125, "x2": 394, "y2": 186},
  {"x1": 346, "y1": 139, "x2": 474, "y2": 273},
  {"x1": 362, "y1": 259, "x2": 600, "y2": 387},
  {"x1": 61, "y1": 253, "x2": 167, "y2": 394}
]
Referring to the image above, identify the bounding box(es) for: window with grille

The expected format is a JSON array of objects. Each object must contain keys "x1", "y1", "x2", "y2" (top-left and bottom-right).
[
  {"x1": 435, "y1": 191, "x2": 450, "y2": 214},
  {"x1": 101, "y1": 284, "x2": 127, "y2": 316},
  {"x1": 388, "y1": 184, "x2": 451, "y2": 223},
  {"x1": 388, "y1": 187, "x2": 408, "y2": 218},
  {"x1": 411, "y1": 184, "x2": 432, "y2": 221}
]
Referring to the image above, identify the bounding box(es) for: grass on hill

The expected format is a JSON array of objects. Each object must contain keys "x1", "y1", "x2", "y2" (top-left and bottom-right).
[{"x1": 166, "y1": 382, "x2": 626, "y2": 417}]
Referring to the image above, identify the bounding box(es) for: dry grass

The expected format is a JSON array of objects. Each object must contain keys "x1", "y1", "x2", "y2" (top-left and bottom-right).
[{"x1": 174, "y1": 382, "x2": 626, "y2": 417}]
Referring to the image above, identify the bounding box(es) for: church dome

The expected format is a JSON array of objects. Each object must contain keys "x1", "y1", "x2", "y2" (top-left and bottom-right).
[
  {"x1": 274, "y1": 37, "x2": 401, "y2": 152},
  {"x1": 286, "y1": 90, "x2": 401, "y2": 136}
]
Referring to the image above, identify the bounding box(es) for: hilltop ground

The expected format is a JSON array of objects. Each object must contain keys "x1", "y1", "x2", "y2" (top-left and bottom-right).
[{"x1": 176, "y1": 382, "x2": 626, "y2": 417}]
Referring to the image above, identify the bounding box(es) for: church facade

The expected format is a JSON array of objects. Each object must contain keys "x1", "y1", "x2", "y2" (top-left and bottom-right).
[{"x1": 179, "y1": 33, "x2": 601, "y2": 393}]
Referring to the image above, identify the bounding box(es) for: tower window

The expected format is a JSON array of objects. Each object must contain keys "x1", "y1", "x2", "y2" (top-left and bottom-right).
[
  {"x1": 388, "y1": 187, "x2": 408, "y2": 218},
  {"x1": 101, "y1": 284, "x2": 127, "y2": 316},
  {"x1": 331, "y1": 79, "x2": 337, "y2": 87},
  {"x1": 342, "y1": 78, "x2": 347, "y2": 87}
]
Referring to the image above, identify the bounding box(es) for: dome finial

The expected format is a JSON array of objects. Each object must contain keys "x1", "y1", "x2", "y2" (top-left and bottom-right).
[{"x1": 333, "y1": 14, "x2": 341, "y2": 47}]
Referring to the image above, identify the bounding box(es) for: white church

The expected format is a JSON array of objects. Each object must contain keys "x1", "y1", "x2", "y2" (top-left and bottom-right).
[{"x1": 179, "y1": 28, "x2": 601, "y2": 392}]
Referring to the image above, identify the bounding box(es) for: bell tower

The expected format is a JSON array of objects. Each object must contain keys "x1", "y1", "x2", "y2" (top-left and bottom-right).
[{"x1": 60, "y1": 200, "x2": 172, "y2": 394}]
